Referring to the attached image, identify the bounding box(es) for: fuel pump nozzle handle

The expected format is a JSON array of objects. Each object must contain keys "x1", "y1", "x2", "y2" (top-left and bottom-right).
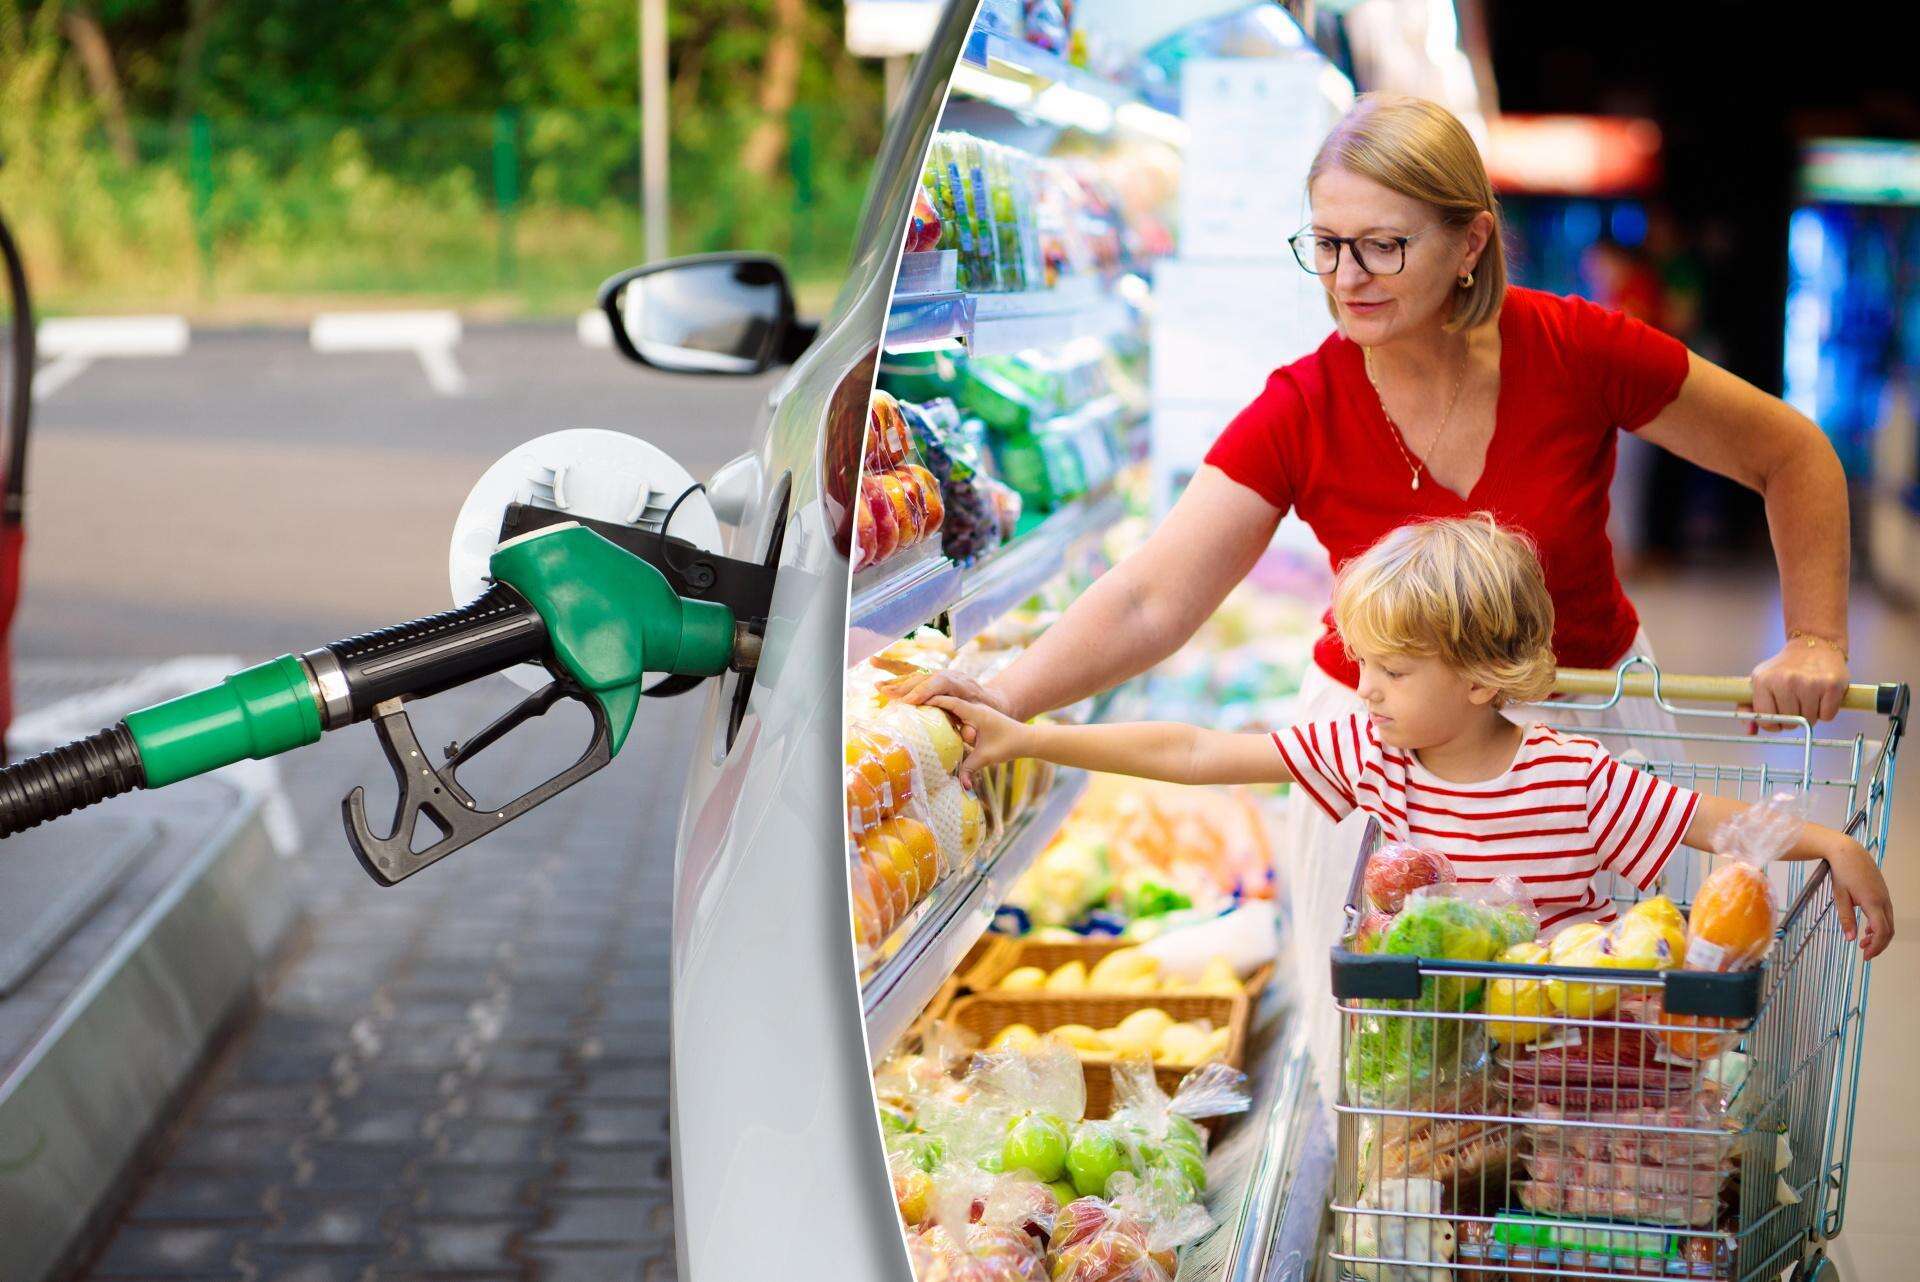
[{"x1": 0, "y1": 525, "x2": 743, "y2": 875}]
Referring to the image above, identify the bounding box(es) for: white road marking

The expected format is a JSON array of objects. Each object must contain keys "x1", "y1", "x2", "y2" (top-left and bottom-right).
[
  {"x1": 34, "y1": 315, "x2": 190, "y2": 399},
  {"x1": 310, "y1": 310, "x2": 466, "y2": 395}
]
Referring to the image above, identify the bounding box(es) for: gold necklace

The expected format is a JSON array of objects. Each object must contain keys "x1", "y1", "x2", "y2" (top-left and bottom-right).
[{"x1": 1363, "y1": 339, "x2": 1468, "y2": 491}]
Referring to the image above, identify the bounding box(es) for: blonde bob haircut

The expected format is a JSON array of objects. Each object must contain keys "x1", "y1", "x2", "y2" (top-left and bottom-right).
[
  {"x1": 1309, "y1": 93, "x2": 1508, "y2": 332},
  {"x1": 1332, "y1": 515, "x2": 1556, "y2": 705}
]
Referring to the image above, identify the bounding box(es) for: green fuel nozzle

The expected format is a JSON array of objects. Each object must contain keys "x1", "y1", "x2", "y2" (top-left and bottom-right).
[{"x1": 0, "y1": 524, "x2": 750, "y2": 883}]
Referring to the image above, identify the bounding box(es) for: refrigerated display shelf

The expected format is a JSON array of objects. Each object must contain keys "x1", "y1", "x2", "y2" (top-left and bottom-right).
[
  {"x1": 884, "y1": 287, "x2": 974, "y2": 353},
  {"x1": 861, "y1": 767, "x2": 1089, "y2": 1064},
  {"x1": 886, "y1": 277, "x2": 1138, "y2": 358},
  {"x1": 848, "y1": 489, "x2": 1124, "y2": 667},
  {"x1": 1190, "y1": 1013, "x2": 1327, "y2": 1282},
  {"x1": 959, "y1": 29, "x2": 1141, "y2": 112}
]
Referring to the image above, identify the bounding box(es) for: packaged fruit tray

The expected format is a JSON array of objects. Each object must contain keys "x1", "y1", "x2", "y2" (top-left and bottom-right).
[
  {"x1": 961, "y1": 936, "x2": 1273, "y2": 1000},
  {"x1": 945, "y1": 992, "x2": 1247, "y2": 1120}
]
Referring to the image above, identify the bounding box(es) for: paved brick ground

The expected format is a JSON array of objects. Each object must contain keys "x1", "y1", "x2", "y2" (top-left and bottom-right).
[{"x1": 64, "y1": 679, "x2": 700, "y2": 1282}]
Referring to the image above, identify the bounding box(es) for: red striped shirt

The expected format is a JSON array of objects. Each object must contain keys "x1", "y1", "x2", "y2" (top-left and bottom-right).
[{"x1": 1274, "y1": 715, "x2": 1699, "y2": 929}]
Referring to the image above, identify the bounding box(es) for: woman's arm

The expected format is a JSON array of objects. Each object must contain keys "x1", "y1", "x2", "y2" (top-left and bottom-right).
[
  {"x1": 929, "y1": 696, "x2": 1293, "y2": 787},
  {"x1": 1637, "y1": 353, "x2": 1852, "y2": 722},
  {"x1": 888, "y1": 468, "x2": 1283, "y2": 720},
  {"x1": 1684, "y1": 793, "x2": 1892, "y2": 958}
]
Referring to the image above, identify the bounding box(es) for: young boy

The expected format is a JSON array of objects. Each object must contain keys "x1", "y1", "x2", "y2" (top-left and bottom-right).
[{"x1": 934, "y1": 517, "x2": 1893, "y2": 957}]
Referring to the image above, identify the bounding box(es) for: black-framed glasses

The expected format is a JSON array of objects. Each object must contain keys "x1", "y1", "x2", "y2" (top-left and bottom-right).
[{"x1": 1288, "y1": 224, "x2": 1445, "y2": 276}]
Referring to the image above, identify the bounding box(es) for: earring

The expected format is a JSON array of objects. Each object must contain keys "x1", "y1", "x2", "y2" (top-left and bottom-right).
[{"x1": 1458, "y1": 270, "x2": 1475, "y2": 288}]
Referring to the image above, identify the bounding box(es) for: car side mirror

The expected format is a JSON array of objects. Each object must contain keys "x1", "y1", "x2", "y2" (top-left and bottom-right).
[{"x1": 596, "y1": 254, "x2": 814, "y2": 376}]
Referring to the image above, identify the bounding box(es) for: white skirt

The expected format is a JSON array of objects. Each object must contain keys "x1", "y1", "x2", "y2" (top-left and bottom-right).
[{"x1": 1277, "y1": 630, "x2": 1679, "y2": 1108}]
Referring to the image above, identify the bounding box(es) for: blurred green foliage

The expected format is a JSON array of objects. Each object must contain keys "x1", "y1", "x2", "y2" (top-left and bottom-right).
[{"x1": 0, "y1": 0, "x2": 886, "y2": 315}]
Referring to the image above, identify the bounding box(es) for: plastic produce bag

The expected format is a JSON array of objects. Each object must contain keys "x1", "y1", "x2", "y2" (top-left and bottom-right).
[
  {"x1": 1105, "y1": 1057, "x2": 1249, "y2": 1202},
  {"x1": 909, "y1": 1168, "x2": 1050, "y2": 1282},
  {"x1": 856, "y1": 389, "x2": 944, "y2": 571},
  {"x1": 1685, "y1": 793, "x2": 1799, "y2": 972},
  {"x1": 1364, "y1": 843, "x2": 1458, "y2": 913},
  {"x1": 848, "y1": 719, "x2": 943, "y2": 955},
  {"x1": 1344, "y1": 1178, "x2": 1455, "y2": 1281},
  {"x1": 903, "y1": 397, "x2": 1012, "y2": 567}
]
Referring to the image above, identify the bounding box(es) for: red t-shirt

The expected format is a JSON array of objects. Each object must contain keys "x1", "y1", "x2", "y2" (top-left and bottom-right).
[{"x1": 1205, "y1": 286, "x2": 1690, "y2": 689}]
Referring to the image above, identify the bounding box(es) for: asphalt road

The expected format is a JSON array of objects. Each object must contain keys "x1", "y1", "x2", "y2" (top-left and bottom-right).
[{"x1": 15, "y1": 324, "x2": 775, "y2": 660}]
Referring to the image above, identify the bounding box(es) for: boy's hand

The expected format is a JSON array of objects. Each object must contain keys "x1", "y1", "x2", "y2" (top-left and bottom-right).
[
  {"x1": 929, "y1": 696, "x2": 1029, "y2": 777},
  {"x1": 1826, "y1": 837, "x2": 1894, "y2": 959}
]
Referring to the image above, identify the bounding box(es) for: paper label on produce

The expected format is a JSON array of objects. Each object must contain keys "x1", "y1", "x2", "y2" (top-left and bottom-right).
[
  {"x1": 947, "y1": 163, "x2": 974, "y2": 253},
  {"x1": 1683, "y1": 938, "x2": 1729, "y2": 971}
]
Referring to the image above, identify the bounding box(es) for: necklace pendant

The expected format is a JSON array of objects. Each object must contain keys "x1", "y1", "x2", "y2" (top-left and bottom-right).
[{"x1": 1411, "y1": 473, "x2": 1421, "y2": 491}]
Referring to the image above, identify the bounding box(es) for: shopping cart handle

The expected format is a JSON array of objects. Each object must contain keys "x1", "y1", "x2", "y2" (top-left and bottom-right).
[{"x1": 1554, "y1": 669, "x2": 1909, "y2": 718}]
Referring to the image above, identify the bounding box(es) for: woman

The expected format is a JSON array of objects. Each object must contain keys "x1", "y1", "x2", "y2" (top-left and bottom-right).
[{"x1": 889, "y1": 94, "x2": 1853, "y2": 1080}]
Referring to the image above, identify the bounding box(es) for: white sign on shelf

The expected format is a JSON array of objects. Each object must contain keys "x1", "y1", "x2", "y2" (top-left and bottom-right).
[{"x1": 1178, "y1": 57, "x2": 1334, "y2": 259}]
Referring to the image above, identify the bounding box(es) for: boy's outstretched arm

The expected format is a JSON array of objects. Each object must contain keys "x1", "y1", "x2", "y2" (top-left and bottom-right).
[
  {"x1": 1685, "y1": 794, "x2": 1894, "y2": 959},
  {"x1": 929, "y1": 697, "x2": 1294, "y2": 787}
]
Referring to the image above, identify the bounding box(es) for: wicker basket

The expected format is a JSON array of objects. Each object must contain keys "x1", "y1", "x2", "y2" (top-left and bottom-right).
[
  {"x1": 944, "y1": 992, "x2": 1248, "y2": 1120},
  {"x1": 961, "y1": 936, "x2": 1273, "y2": 1001}
]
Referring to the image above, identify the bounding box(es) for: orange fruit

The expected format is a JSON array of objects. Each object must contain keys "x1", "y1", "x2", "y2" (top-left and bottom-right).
[
  {"x1": 845, "y1": 767, "x2": 882, "y2": 834},
  {"x1": 1657, "y1": 1006, "x2": 1742, "y2": 1061},
  {"x1": 902, "y1": 464, "x2": 945, "y2": 529},
  {"x1": 869, "y1": 730, "x2": 916, "y2": 806},
  {"x1": 864, "y1": 831, "x2": 922, "y2": 906},
  {"x1": 874, "y1": 816, "x2": 941, "y2": 894},
  {"x1": 860, "y1": 850, "x2": 905, "y2": 929},
  {"x1": 876, "y1": 471, "x2": 923, "y2": 545},
  {"x1": 1687, "y1": 861, "x2": 1775, "y2": 970}
]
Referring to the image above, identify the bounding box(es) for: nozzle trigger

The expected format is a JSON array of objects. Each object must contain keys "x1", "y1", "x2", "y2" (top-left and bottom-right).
[{"x1": 342, "y1": 679, "x2": 613, "y2": 886}]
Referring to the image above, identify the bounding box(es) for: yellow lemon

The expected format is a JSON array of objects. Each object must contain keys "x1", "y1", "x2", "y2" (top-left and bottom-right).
[
  {"x1": 1485, "y1": 941, "x2": 1553, "y2": 1044},
  {"x1": 1044, "y1": 961, "x2": 1088, "y2": 993},
  {"x1": 1546, "y1": 923, "x2": 1622, "y2": 1018},
  {"x1": 998, "y1": 966, "x2": 1048, "y2": 993}
]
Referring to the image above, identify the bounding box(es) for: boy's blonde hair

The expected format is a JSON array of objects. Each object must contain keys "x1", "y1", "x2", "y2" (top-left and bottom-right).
[{"x1": 1332, "y1": 515, "x2": 1556, "y2": 704}]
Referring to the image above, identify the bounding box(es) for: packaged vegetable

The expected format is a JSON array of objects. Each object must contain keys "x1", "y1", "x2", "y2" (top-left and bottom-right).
[
  {"x1": 1686, "y1": 794, "x2": 1799, "y2": 972},
  {"x1": 1364, "y1": 843, "x2": 1457, "y2": 913}
]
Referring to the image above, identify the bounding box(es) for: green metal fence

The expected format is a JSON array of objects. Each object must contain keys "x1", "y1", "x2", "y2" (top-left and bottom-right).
[{"x1": 4, "y1": 105, "x2": 870, "y2": 314}]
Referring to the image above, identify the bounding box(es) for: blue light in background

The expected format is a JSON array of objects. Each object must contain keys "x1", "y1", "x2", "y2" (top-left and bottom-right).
[{"x1": 1610, "y1": 203, "x2": 1647, "y2": 246}]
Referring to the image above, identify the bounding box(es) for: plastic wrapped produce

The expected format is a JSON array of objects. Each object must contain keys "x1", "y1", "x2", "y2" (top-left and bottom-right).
[
  {"x1": 902, "y1": 398, "x2": 1006, "y2": 566},
  {"x1": 908, "y1": 184, "x2": 944, "y2": 254},
  {"x1": 1686, "y1": 794, "x2": 1798, "y2": 972},
  {"x1": 856, "y1": 389, "x2": 944, "y2": 570},
  {"x1": 1344, "y1": 1178, "x2": 1455, "y2": 1280},
  {"x1": 1364, "y1": 843, "x2": 1457, "y2": 913}
]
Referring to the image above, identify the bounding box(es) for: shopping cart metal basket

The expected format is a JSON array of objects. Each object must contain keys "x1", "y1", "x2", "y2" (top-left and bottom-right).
[{"x1": 1325, "y1": 658, "x2": 1907, "y2": 1282}]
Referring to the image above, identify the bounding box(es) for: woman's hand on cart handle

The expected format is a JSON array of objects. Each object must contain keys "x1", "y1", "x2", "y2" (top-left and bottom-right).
[{"x1": 1747, "y1": 636, "x2": 1851, "y2": 727}]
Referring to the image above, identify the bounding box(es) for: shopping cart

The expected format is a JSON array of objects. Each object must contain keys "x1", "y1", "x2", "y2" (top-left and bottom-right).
[{"x1": 1325, "y1": 657, "x2": 1908, "y2": 1282}]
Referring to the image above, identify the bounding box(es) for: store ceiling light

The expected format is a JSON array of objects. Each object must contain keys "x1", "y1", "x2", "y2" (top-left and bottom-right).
[
  {"x1": 952, "y1": 63, "x2": 1034, "y2": 110},
  {"x1": 1033, "y1": 83, "x2": 1114, "y2": 135},
  {"x1": 1115, "y1": 102, "x2": 1189, "y2": 149}
]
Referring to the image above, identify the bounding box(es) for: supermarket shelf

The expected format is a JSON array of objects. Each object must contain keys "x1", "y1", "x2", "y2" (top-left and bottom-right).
[
  {"x1": 968, "y1": 278, "x2": 1136, "y2": 356},
  {"x1": 960, "y1": 29, "x2": 1138, "y2": 111},
  {"x1": 862, "y1": 769, "x2": 1090, "y2": 1064},
  {"x1": 949, "y1": 491, "x2": 1123, "y2": 644},
  {"x1": 886, "y1": 277, "x2": 1135, "y2": 357},
  {"x1": 1208, "y1": 1012, "x2": 1329, "y2": 1282},
  {"x1": 884, "y1": 288, "x2": 974, "y2": 353},
  {"x1": 847, "y1": 489, "x2": 1123, "y2": 667},
  {"x1": 847, "y1": 546, "x2": 961, "y2": 666}
]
